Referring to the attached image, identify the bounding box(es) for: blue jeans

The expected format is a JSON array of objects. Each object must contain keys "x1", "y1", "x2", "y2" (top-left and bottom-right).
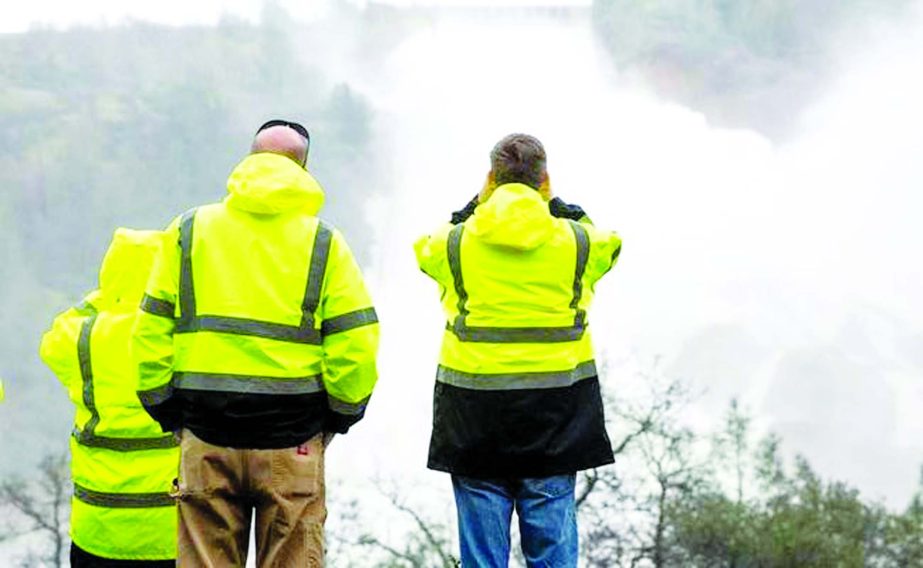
[{"x1": 451, "y1": 474, "x2": 578, "y2": 568}]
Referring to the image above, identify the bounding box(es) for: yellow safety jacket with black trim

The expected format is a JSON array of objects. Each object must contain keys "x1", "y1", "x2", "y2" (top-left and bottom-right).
[
  {"x1": 133, "y1": 152, "x2": 379, "y2": 448},
  {"x1": 39, "y1": 229, "x2": 178, "y2": 561},
  {"x1": 415, "y1": 183, "x2": 621, "y2": 477}
]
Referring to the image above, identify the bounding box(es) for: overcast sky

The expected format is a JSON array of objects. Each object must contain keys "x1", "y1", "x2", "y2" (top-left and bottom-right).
[{"x1": 0, "y1": 0, "x2": 591, "y2": 33}]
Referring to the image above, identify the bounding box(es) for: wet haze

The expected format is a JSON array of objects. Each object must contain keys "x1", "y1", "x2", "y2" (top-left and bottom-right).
[{"x1": 1, "y1": 0, "x2": 922, "y2": 559}]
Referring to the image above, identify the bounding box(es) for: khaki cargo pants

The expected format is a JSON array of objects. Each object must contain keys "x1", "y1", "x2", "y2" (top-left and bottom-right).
[{"x1": 177, "y1": 429, "x2": 326, "y2": 567}]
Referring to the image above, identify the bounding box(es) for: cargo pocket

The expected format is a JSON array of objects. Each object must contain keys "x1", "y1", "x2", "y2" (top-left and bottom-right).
[{"x1": 270, "y1": 435, "x2": 324, "y2": 500}]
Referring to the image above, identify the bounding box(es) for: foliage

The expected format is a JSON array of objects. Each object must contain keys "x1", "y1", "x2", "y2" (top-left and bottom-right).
[
  {"x1": 0, "y1": 9, "x2": 382, "y2": 478},
  {"x1": 591, "y1": 0, "x2": 912, "y2": 137},
  {"x1": 556, "y1": 373, "x2": 923, "y2": 567}
]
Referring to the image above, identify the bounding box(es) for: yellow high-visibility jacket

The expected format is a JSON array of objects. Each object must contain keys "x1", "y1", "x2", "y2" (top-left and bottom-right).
[
  {"x1": 415, "y1": 183, "x2": 621, "y2": 477},
  {"x1": 133, "y1": 152, "x2": 379, "y2": 448},
  {"x1": 40, "y1": 229, "x2": 178, "y2": 561}
]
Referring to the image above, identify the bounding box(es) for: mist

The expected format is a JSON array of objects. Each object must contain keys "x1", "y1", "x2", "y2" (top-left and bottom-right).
[
  {"x1": 2, "y1": 0, "x2": 922, "y2": 563},
  {"x1": 322, "y1": 0, "x2": 923, "y2": 506}
]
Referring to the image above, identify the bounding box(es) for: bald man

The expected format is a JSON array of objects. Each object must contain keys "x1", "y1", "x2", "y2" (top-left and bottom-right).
[
  {"x1": 133, "y1": 119, "x2": 380, "y2": 566},
  {"x1": 251, "y1": 122, "x2": 309, "y2": 166}
]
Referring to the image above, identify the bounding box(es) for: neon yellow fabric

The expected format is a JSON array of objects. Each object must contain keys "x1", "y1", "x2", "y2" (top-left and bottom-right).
[
  {"x1": 0, "y1": 378, "x2": 4, "y2": 402},
  {"x1": 134, "y1": 152, "x2": 378, "y2": 409},
  {"x1": 39, "y1": 228, "x2": 178, "y2": 561},
  {"x1": 415, "y1": 183, "x2": 621, "y2": 377},
  {"x1": 226, "y1": 151, "x2": 324, "y2": 215}
]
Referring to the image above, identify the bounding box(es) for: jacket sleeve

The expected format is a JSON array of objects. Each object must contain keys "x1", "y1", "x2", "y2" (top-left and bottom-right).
[
  {"x1": 549, "y1": 197, "x2": 593, "y2": 224},
  {"x1": 585, "y1": 225, "x2": 622, "y2": 285},
  {"x1": 319, "y1": 230, "x2": 380, "y2": 434},
  {"x1": 39, "y1": 299, "x2": 96, "y2": 395},
  {"x1": 131, "y1": 218, "x2": 181, "y2": 432},
  {"x1": 413, "y1": 223, "x2": 454, "y2": 287}
]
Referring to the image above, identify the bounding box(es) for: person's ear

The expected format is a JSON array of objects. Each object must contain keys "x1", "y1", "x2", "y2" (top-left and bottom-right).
[
  {"x1": 479, "y1": 171, "x2": 497, "y2": 203},
  {"x1": 538, "y1": 172, "x2": 552, "y2": 202}
]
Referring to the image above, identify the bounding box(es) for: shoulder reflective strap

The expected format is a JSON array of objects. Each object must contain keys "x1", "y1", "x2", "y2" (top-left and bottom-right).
[
  {"x1": 174, "y1": 372, "x2": 325, "y2": 395},
  {"x1": 445, "y1": 220, "x2": 590, "y2": 343},
  {"x1": 177, "y1": 208, "x2": 197, "y2": 328},
  {"x1": 174, "y1": 216, "x2": 334, "y2": 345},
  {"x1": 72, "y1": 427, "x2": 178, "y2": 451},
  {"x1": 78, "y1": 315, "x2": 101, "y2": 439},
  {"x1": 436, "y1": 360, "x2": 598, "y2": 391},
  {"x1": 302, "y1": 220, "x2": 332, "y2": 327},
  {"x1": 73, "y1": 483, "x2": 174, "y2": 509},
  {"x1": 447, "y1": 224, "x2": 469, "y2": 334},
  {"x1": 568, "y1": 219, "x2": 590, "y2": 329}
]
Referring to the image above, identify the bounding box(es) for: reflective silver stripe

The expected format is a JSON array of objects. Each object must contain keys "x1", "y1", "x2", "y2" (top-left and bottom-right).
[
  {"x1": 302, "y1": 221, "x2": 333, "y2": 323},
  {"x1": 82, "y1": 312, "x2": 176, "y2": 437},
  {"x1": 138, "y1": 380, "x2": 174, "y2": 407},
  {"x1": 568, "y1": 220, "x2": 589, "y2": 329},
  {"x1": 74, "y1": 483, "x2": 174, "y2": 509},
  {"x1": 174, "y1": 372, "x2": 325, "y2": 395},
  {"x1": 78, "y1": 315, "x2": 101, "y2": 439},
  {"x1": 180, "y1": 316, "x2": 321, "y2": 344},
  {"x1": 328, "y1": 394, "x2": 370, "y2": 416},
  {"x1": 445, "y1": 221, "x2": 590, "y2": 343},
  {"x1": 447, "y1": 224, "x2": 469, "y2": 333},
  {"x1": 177, "y1": 208, "x2": 197, "y2": 327},
  {"x1": 436, "y1": 360, "x2": 598, "y2": 391},
  {"x1": 322, "y1": 308, "x2": 378, "y2": 336},
  {"x1": 446, "y1": 322, "x2": 584, "y2": 343},
  {"x1": 74, "y1": 301, "x2": 98, "y2": 316},
  {"x1": 72, "y1": 427, "x2": 178, "y2": 451},
  {"x1": 175, "y1": 213, "x2": 333, "y2": 345},
  {"x1": 140, "y1": 294, "x2": 176, "y2": 319}
]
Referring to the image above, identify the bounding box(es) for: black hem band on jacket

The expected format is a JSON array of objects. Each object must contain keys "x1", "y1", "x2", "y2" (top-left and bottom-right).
[
  {"x1": 70, "y1": 542, "x2": 174, "y2": 567},
  {"x1": 427, "y1": 375, "x2": 615, "y2": 479},
  {"x1": 158, "y1": 390, "x2": 350, "y2": 449}
]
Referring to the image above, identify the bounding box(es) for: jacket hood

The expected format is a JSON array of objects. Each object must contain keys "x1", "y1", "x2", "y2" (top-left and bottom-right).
[
  {"x1": 467, "y1": 183, "x2": 555, "y2": 250},
  {"x1": 96, "y1": 228, "x2": 162, "y2": 311},
  {"x1": 225, "y1": 152, "x2": 325, "y2": 215}
]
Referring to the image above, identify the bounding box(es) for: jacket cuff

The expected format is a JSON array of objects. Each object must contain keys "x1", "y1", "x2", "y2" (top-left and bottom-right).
[
  {"x1": 548, "y1": 197, "x2": 589, "y2": 221},
  {"x1": 450, "y1": 194, "x2": 480, "y2": 224}
]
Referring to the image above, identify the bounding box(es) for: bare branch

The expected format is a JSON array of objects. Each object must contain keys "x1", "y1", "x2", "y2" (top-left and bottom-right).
[
  {"x1": 0, "y1": 451, "x2": 70, "y2": 568},
  {"x1": 358, "y1": 534, "x2": 423, "y2": 566},
  {"x1": 377, "y1": 482, "x2": 456, "y2": 568},
  {"x1": 576, "y1": 469, "x2": 600, "y2": 509}
]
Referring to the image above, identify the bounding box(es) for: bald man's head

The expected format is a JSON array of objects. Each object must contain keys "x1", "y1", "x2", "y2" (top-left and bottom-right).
[{"x1": 251, "y1": 125, "x2": 309, "y2": 167}]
